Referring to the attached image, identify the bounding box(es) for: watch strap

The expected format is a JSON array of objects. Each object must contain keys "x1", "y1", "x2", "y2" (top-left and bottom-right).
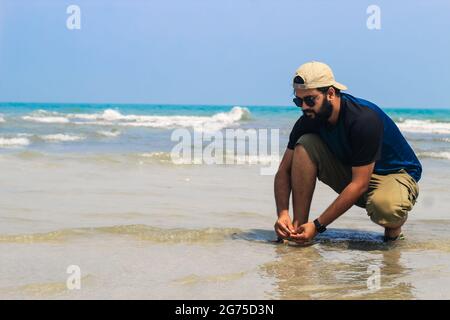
[{"x1": 313, "y1": 218, "x2": 327, "y2": 233}]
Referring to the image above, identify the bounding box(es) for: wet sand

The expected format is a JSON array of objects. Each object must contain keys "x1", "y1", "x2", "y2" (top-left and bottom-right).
[{"x1": 0, "y1": 154, "x2": 449, "y2": 299}]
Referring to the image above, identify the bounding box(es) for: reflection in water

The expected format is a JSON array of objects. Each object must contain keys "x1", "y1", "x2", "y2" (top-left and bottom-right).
[{"x1": 256, "y1": 228, "x2": 415, "y2": 299}]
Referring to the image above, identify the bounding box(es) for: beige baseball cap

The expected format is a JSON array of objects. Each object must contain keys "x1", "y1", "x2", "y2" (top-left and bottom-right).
[{"x1": 293, "y1": 61, "x2": 347, "y2": 91}]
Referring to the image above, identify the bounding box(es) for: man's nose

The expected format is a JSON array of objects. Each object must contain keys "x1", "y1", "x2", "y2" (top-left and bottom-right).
[{"x1": 302, "y1": 103, "x2": 312, "y2": 110}]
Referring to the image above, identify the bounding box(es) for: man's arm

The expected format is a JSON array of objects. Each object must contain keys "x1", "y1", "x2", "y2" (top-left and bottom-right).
[
  {"x1": 291, "y1": 162, "x2": 374, "y2": 241},
  {"x1": 317, "y1": 162, "x2": 374, "y2": 226},
  {"x1": 273, "y1": 149, "x2": 296, "y2": 239},
  {"x1": 275, "y1": 115, "x2": 316, "y2": 239},
  {"x1": 274, "y1": 149, "x2": 294, "y2": 217},
  {"x1": 276, "y1": 115, "x2": 313, "y2": 216}
]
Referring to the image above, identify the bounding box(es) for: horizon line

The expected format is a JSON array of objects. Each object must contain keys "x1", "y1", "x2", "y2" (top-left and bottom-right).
[{"x1": 0, "y1": 100, "x2": 449, "y2": 110}]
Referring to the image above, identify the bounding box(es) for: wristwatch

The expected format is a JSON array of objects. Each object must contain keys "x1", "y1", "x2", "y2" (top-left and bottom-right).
[{"x1": 313, "y1": 218, "x2": 327, "y2": 233}]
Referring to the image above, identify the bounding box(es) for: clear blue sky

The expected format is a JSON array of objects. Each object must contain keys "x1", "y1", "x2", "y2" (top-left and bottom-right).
[{"x1": 0, "y1": 0, "x2": 449, "y2": 108}]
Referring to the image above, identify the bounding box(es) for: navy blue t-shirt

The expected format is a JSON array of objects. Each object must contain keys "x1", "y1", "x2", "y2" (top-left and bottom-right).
[{"x1": 287, "y1": 93, "x2": 422, "y2": 182}]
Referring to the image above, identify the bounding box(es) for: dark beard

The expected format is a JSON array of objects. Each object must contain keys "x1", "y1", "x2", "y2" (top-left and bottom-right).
[
  {"x1": 315, "y1": 98, "x2": 333, "y2": 124},
  {"x1": 302, "y1": 99, "x2": 333, "y2": 124}
]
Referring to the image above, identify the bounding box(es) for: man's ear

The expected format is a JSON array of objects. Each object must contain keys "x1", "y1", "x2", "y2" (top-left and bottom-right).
[{"x1": 328, "y1": 87, "x2": 336, "y2": 99}]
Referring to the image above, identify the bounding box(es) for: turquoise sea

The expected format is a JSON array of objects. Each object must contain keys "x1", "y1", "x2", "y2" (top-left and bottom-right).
[{"x1": 1, "y1": 103, "x2": 450, "y2": 160}]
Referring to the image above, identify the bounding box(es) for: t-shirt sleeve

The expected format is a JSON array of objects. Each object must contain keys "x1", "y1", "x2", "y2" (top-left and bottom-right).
[
  {"x1": 349, "y1": 111, "x2": 383, "y2": 166},
  {"x1": 287, "y1": 115, "x2": 318, "y2": 150}
]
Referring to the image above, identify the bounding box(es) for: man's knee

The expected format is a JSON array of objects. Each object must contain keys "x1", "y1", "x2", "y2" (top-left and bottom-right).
[
  {"x1": 366, "y1": 192, "x2": 408, "y2": 228},
  {"x1": 294, "y1": 134, "x2": 322, "y2": 165},
  {"x1": 294, "y1": 133, "x2": 352, "y2": 194}
]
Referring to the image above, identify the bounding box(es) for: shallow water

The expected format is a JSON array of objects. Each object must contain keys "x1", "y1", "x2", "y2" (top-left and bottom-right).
[
  {"x1": 2, "y1": 221, "x2": 450, "y2": 299},
  {"x1": 0, "y1": 153, "x2": 449, "y2": 299}
]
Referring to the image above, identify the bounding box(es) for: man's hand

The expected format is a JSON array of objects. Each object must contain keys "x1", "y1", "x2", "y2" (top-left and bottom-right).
[
  {"x1": 274, "y1": 212, "x2": 295, "y2": 240},
  {"x1": 289, "y1": 221, "x2": 318, "y2": 242}
]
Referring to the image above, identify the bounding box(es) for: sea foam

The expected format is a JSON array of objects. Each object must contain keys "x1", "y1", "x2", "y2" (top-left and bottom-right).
[
  {"x1": 417, "y1": 151, "x2": 450, "y2": 160},
  {"x1": 39, "y1": 134, "x2": 85, "y2": 142},
  {"x1": 21, "y1": 107, "x2": 251, "y2": 132},
  {"x1": 0, "y1": 137, "x2": 30, "y2": 147},
  {"x1": 96, "y1": 130, "x2": 121, "y2": 137},
  {"x1": 396, "y1": 119, "x2": 450, "y2": 135},
  {"x1": 22, "y1": 115, "x2": 70, "y2": 124}
]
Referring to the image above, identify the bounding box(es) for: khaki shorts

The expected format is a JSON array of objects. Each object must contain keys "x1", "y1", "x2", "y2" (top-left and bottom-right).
[{"x1": 296, "y1": 134, "x2": 419, "y2": 227}]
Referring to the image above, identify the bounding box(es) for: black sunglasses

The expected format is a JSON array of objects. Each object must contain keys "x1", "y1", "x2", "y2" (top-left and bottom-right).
[{"x1": 293, "y1": 95, "x2": 318, "y2": 108}]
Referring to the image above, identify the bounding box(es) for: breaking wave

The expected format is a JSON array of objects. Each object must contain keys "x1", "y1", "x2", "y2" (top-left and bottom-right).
[
  {"x1": 20, "y1": 107, "x2": 251, "y2": 132},
  {"x1": 417, "y1": 151, "x2": 450, "y2": 160},
  {"x1": 396, "y1": 119, "x2": 450, "y2": 135},
  {"x1": 39, "y1": 134, "x2": 85, "y2": 142},
  {"x1": 0, "y1": 137, "x2": 30, "y2": 147}
]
